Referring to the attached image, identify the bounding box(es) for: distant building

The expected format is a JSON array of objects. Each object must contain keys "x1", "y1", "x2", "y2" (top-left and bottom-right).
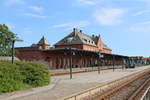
[
  {"x1": 16, "y1": 28, "x2": 125, "y2": 69},
  {"x1": 31, "y1": 36, "x2": 51, "y2": 50}
]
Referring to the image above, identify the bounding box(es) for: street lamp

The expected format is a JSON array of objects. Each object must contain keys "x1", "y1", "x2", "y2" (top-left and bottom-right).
[
  {"x1": 11, "y1": 38, "x2": 23, "y2": 64},
  {"x1": 98, "y1": 52, "x2": 104, "y2": 74},
  {"x1": 112, "y1": 55, "x2": 115, "y2": 72},
  {"x1": 69, "y1": 48, "x2": 76, "y2": 79},
  {"x1": 122, "y1": 58, "x2": 126, "y2": 70}
]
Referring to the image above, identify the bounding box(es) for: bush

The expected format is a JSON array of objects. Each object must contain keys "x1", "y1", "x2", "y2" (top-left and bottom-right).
[{"x1": 0, "y1": 61, "x2": 50, "y2": 94}]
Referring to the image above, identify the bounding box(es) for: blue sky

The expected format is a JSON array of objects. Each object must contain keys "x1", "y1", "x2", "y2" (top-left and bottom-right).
[{"x1": 0, "y1": 0, "x2": 150, "y2": 57}]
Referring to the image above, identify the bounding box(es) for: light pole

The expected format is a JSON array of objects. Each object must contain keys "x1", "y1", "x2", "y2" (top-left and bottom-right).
[
  {"x1": 112, "y1": 55, "x2": 115, "y2": 72},
  {"x1": 11, "y1": 38, "x2": 23, "y2": 64},
  {"x1": 122, "y1": 58, "x2": 125, "y2": 70},
  {"x1": 69, "y1": 48, "x2": 75, "y2": 79},
  {"x1": 98, "y1": 52, "x2": 104, "y2": 74}
]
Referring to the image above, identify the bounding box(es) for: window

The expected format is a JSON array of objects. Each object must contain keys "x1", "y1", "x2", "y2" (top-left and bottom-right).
[
  {"x1": 83, "y1": 39, "x2": 87, "y2": 42},
  {"x1": 67, "y1": 37, "x2": 73, "y2": 43}
]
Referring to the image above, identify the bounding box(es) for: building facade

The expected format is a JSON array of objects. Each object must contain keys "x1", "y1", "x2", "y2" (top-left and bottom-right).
[
  {"x1": 16, "y1": 28, "x2": 127, "y2": 69},
  {"x1": 55, "y1": 28, "x2": 112, "y2": 54}
]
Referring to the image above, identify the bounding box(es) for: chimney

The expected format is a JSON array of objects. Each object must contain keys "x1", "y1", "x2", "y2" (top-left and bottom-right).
[
  {"x1": 98, "y1": 34, "x2": 101, "y2": 38},
  {"x1": 73, "y1": 28, "x2": 78, "y2": 32},
  {"x1": 73, "y1": 28, "x2": 78, "y2": 36},
  {"x1": 80, "y1": 30, "x2": 82, "y2": 33}
]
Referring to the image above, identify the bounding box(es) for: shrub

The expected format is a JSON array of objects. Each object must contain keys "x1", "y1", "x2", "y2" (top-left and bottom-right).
[{"x1": 0, "y1": 61, "x2": 50, "y2": 94}]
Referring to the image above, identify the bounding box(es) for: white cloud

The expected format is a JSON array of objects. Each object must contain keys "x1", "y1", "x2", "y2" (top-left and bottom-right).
[
  {"x1": 77, "y1": 0, "x2": 98, "y2": 5},
  {"x1": 22, "y1": 13, "x2": 47, "y2": 19},
  {"x1": 139, "y1": 21, "x2": 150, "y2": 25},
  {"x1": 53, "y1": 21, "x2": 90, "y2": 28},
  {"x1": 4, "y1": 0, "x2": 24, "y2": 6},
  {"x1": 94, "y1": 8, "x2": 125, "y2": 25},
  {"x1": 22, "y1": 28, "x2": 33, "y2": 34},
  {"x1": 29, "y1": 6, "x2": 44, "y2": 13},
  {"x1": 6, "y1": 23, "x2": 15, "y2": 29},
  {"x1": 131, "y1": 26, "x2": 150, "y2": 32},
  {"x1": 140, "y1": 0, "x2": 150, "y2": 4},
  {"x1": 130, "y1": 21, "x2": 150, "y2": 32},
  {"x1": 132, "y1": 10, "x2": 150, "y2": 16}
]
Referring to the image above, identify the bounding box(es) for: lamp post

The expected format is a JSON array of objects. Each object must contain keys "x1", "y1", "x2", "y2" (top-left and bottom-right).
[
  {"x1": 11, "y1": 38, "x2": 23, "y2": 64},
  {"x1": 69, "y1": 48, "x2": 75, "y2": 79},
  {"x1": 112, "y1": 55, "x2": 115, "y2": 72},
  {"x1": 98, "y1": 52, "x2": 104, "y2": 74},
  {"x1": 122, "y1": 58, "x2": 125, "y2": 70}
]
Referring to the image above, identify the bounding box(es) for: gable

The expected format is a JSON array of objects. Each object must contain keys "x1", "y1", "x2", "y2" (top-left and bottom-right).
[{"x1": 55, "y1": 28, "x2": 97, "y2": 47}]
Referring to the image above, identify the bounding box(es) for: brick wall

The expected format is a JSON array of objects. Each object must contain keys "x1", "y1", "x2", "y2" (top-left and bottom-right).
[
  {"x1": 102, "y1": 48, "x2": 112, "y2": 54},
  {"x1": 55, "y1": 44, "x2": 99, "y2": 52},
  {"x1": 83, "y1": 45, "x2": 99, "y2": 52},
  {"x1": 16, "y1": 47, "x2": 99, "y2": 69},
  {"x1": 96, "y1": 38, "x2": 103, "y2": 51},
  {"x1": 55, "y1": 44, "x2": 83, "y2": 49}
]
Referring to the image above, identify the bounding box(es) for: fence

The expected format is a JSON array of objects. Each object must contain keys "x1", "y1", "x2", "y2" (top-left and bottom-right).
[{"x1": 0, "y1": 56, "x2": 19, "y2": 61}]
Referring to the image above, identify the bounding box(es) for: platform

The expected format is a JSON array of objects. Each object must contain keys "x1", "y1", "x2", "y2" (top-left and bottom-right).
[{"x1": 0, "y1": 65, "x2": 150, "y2": 100}]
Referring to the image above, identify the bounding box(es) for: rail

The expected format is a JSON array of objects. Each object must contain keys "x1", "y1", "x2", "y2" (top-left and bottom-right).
[
  {"x1": 140, "y1": 86, "x2": 150, "y2": 100},
  {"x1": 61, "y1": 68, "x2": 150, "y2": 100}
]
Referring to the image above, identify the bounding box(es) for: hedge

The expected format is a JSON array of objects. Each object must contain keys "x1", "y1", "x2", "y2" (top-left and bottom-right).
[{"x1": 0, "y1": 61, "x2": 50, "y2": 94}]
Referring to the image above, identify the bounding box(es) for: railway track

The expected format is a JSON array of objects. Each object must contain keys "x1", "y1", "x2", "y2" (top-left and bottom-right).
[
  {"x1": 95, "y1": 69, "x2": 150, "y2": 100},
  {"x1": 128, "y1": 77, "x2": 150, "y2": 100},
  {"x1": 63, "y1": 68, "x2": 150, "y2": 100}
]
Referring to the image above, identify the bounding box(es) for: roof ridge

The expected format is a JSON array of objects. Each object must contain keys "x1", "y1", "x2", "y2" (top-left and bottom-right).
[{"x1": 38, "y1": 36, "x2": 49, "y2": 45}]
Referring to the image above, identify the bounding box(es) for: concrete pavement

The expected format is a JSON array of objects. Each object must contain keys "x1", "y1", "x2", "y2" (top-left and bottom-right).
[{"x1": 0, "y1": 66, "x2": 150, "y2": 100}]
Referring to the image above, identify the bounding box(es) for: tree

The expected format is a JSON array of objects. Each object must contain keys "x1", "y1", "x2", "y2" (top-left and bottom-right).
[{"x1": 0, "y1": 24, "x2": 17, "y2": 56}]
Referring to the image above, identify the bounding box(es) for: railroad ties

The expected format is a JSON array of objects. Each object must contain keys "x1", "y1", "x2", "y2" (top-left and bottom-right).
[{"x1": 63, "y1": 68, "x2": 150, "y2": 100}]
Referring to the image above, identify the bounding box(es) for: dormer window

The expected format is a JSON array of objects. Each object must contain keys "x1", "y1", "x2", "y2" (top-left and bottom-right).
[
  {"x1": 64, "y1": 40, "x2": 67, "y2": 43},
  {"x1": 83, "y1": 39, "x2": 87, "y2": 42},
  {"x1": 66, "y1": 37, "x2": 73, "y2": 43}
]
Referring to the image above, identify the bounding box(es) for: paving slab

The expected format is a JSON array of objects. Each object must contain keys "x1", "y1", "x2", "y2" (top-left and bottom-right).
[{"x1": 0, "y1": 66, "x2": 150, "y2": 100}]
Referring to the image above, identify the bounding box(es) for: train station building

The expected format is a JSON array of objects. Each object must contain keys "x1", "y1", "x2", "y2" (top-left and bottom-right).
[{"x1": 16, "y1": 28, "x2": 135, "y2": 69}]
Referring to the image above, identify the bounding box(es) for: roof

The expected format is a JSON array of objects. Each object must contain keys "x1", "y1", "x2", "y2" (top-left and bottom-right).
[
  {"x1": 55, "y1": 28, "x2": 97, "y2": 47},
  {"x1": 55, "y1": 28, "x2": 111, "y2": 50},
  {"x1": 38, "y1": 36, "x2": 49, "y2": 45},
  {"x1": 103, "y1": 43, "x2": 111, "y2": 50}
]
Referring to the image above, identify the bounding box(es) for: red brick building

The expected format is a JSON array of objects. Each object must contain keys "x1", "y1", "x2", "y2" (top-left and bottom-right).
[
  {"x1": 16, "y1": 28, "x2": 126, "y2": 69},
  {"x1": 55, "y1": 28, "x2": 112, "y2": 54}
]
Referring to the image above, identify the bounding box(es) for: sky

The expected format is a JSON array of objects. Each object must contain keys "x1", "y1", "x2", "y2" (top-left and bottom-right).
[{"x1": 0, "y1": 0, "x2": 150, "y2": 57}]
